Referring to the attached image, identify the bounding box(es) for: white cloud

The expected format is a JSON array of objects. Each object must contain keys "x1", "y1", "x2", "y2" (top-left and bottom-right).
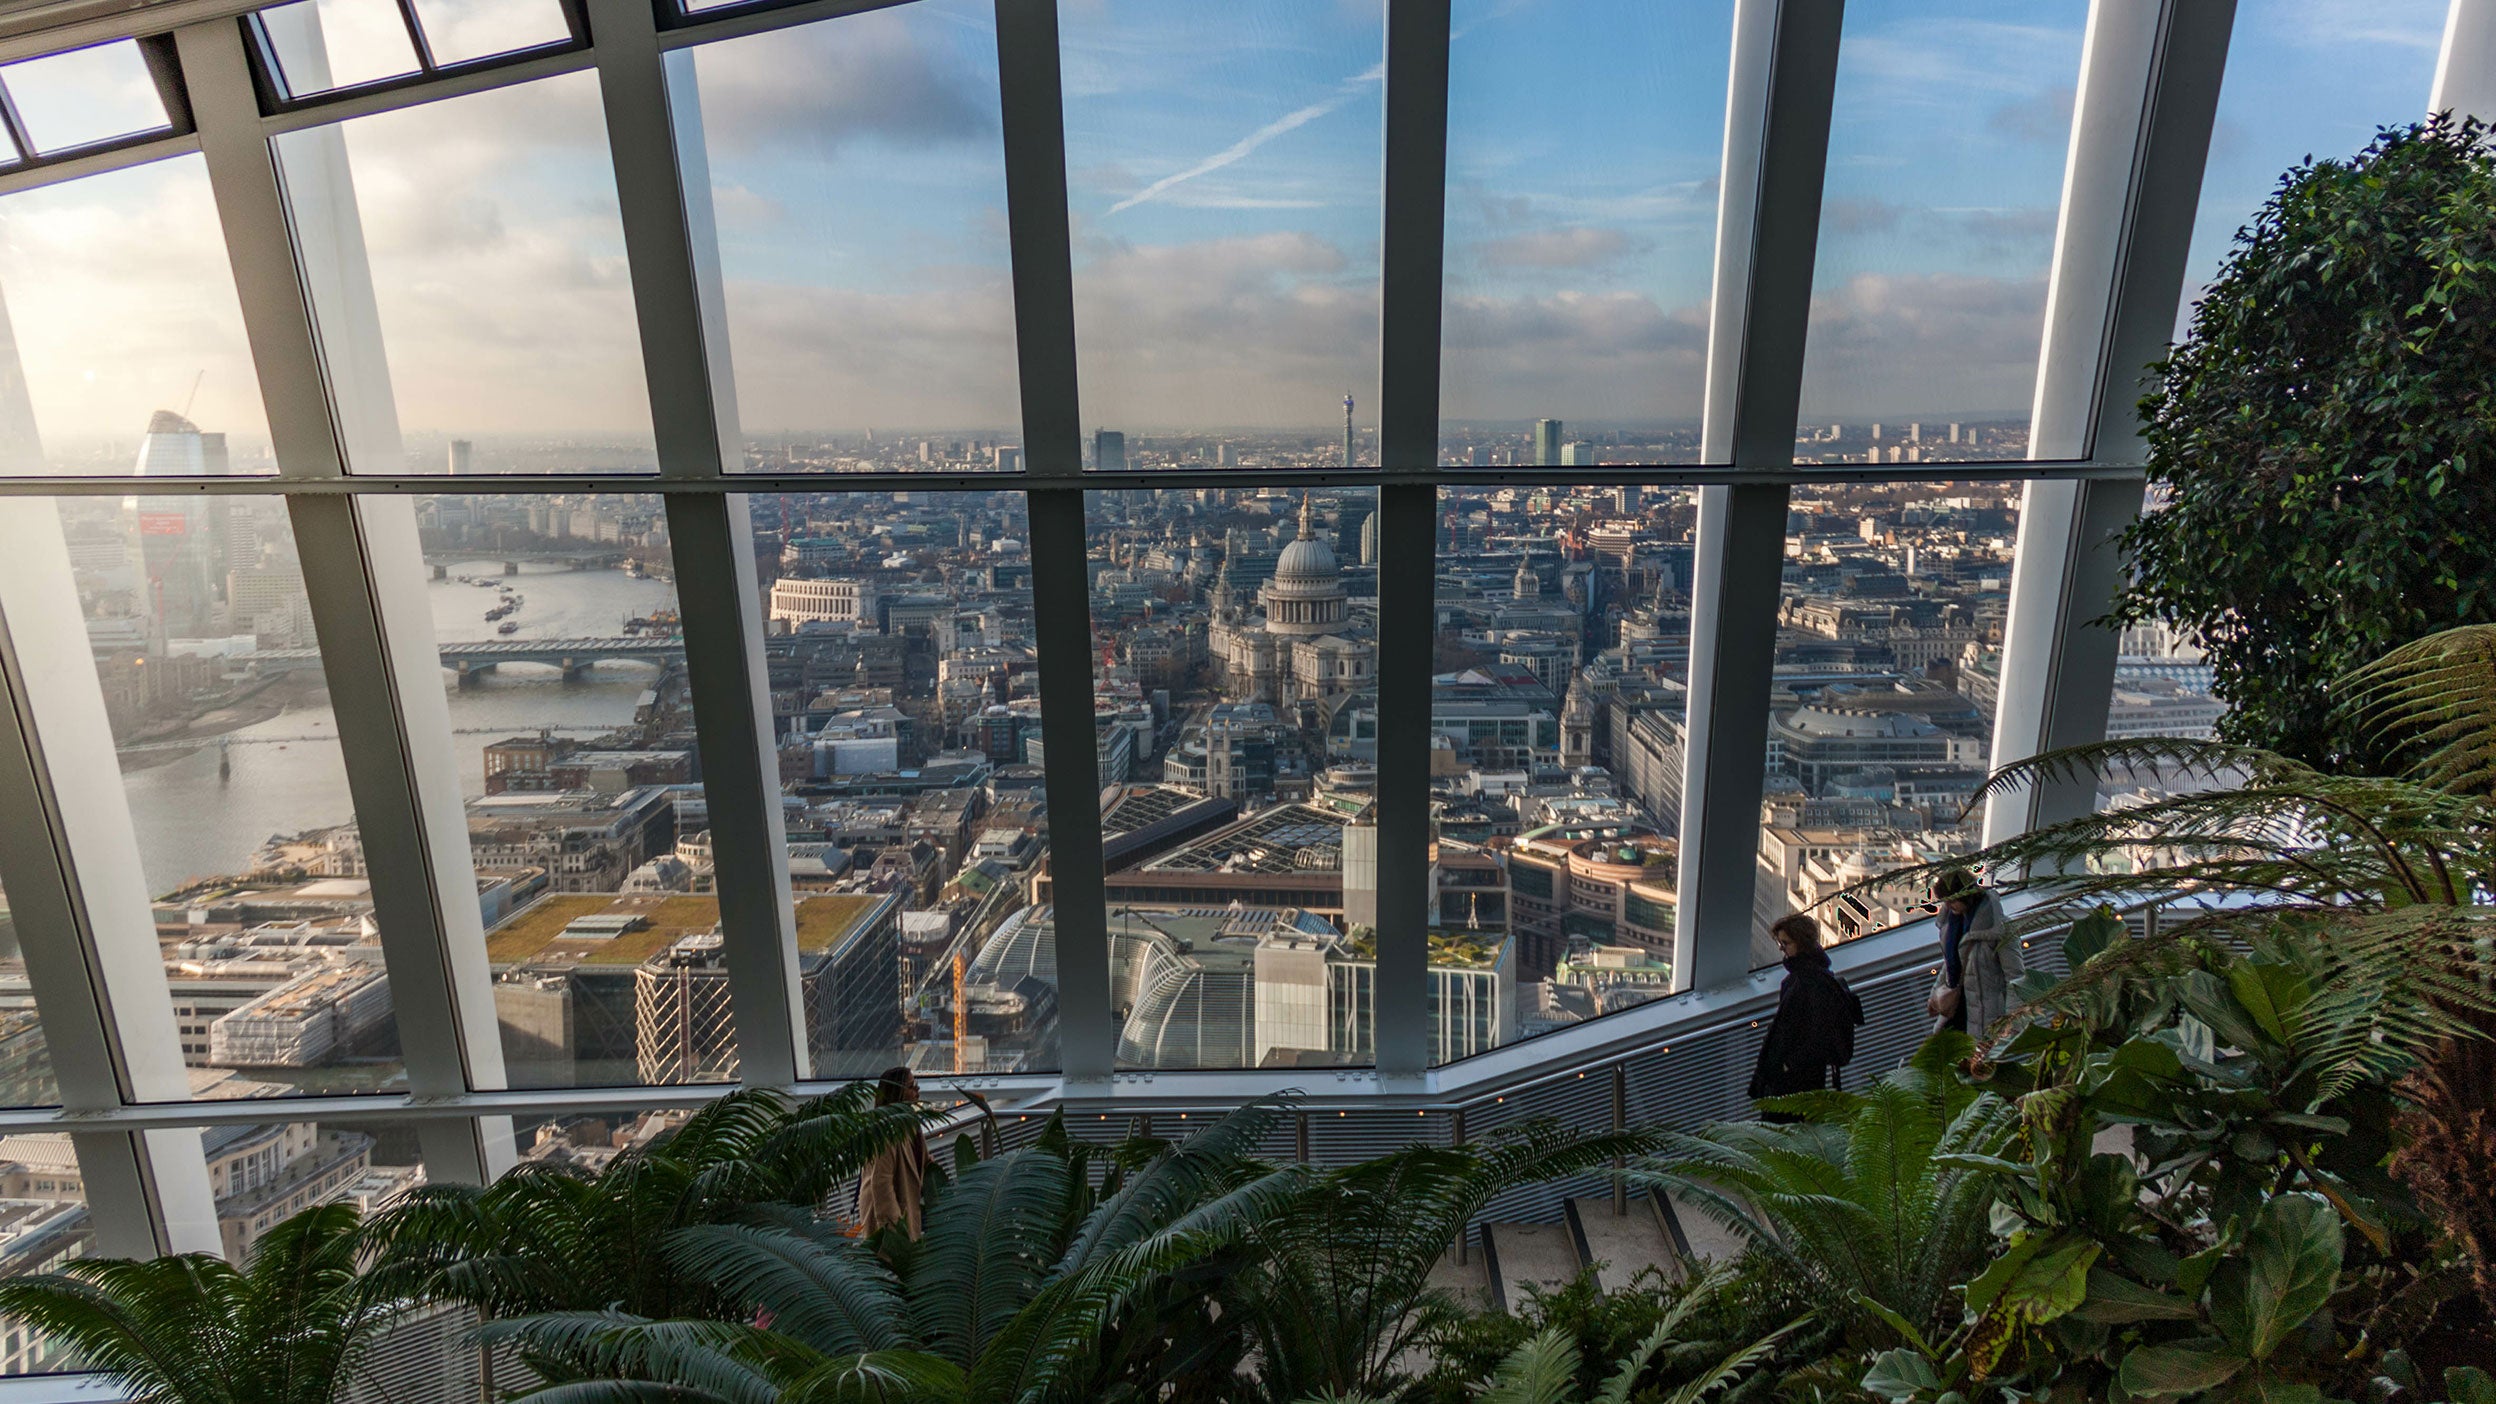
[
  {"x1": 1475, "y1": 227, "x2": 1640, "y2": 270},
  {"x1": 1795, "y1": 271, "x2": 2050, "y2": 420},
  {"x1": 1072, "y1": 232, "x2": 1379, "y2": 428},
  {"x1": 683, "y1": 8, "x2": 995, "y2": 157},
  {"x1": 1441, "y1": 290, "x2": 1709, "y2": 423}
]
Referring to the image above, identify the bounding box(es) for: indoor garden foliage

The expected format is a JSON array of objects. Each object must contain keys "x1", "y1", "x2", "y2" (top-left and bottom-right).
[{"x1": 2118, "y1": 116, "x2": 2496, "y2": 770}]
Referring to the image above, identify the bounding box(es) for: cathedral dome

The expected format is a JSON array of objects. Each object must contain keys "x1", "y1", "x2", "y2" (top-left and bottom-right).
[{"x1": 1276, "y1": 533, "x2": 1338, "y2": 582}]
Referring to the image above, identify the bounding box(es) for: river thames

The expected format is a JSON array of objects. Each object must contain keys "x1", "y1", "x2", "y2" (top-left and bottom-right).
[{"x1": 117, "y1": 558, "x2": 680, "y2": 895}]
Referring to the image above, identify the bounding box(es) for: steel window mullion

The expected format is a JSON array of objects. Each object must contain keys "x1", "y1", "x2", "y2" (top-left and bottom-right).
[
  {"x1": 2433, "y1": 0, "x2": 2496, "y2": 119},
  {"x1": 1984, "y1": 0, "x2": 2233, "y2": 846},
  {"x1": 1673, "y1": 0, "x2": 1843, "y2": 992},
  {"x1": 993, "y1": 0, "x2": 1081, "y2": 475},
  {"x1": 176, "y1": 16, "x2": 521, "y2": 1181},
  {"x1": 1371, "y1": 0, "x2": 1450, "y2": 1079},
  {"x1": 992, "y1": 0, "x2": 1114, "y2": 1082},
  {"x1": 0, "y1": 513, "x2": 222, "y2": 1255},
  {"x1": 588, "y1": 0, "x2": 809, "y2": 1084}
]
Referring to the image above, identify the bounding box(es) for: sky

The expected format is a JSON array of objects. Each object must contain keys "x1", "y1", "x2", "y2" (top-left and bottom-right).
[{"x1": 0, "y1": 0, "x2": 2462, "y2": 467}]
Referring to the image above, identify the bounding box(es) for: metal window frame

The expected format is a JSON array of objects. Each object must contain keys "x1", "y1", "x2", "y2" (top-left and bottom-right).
[
  {"x1": 1982, "y1": 0, "x2": 2235, "y2": 848},
  {"x1": 0, "y1": 33, "x2": 192, "y2": 174},
  {"x1": 1672, "y1": 0, "x2": 1844, "y2": 993},
  {"x1": 240, "y1": 0, "x2": 593, "y2": 116},
  {"x1": 0, "y1": 0, "x2": 2327, "y2": 1311}
]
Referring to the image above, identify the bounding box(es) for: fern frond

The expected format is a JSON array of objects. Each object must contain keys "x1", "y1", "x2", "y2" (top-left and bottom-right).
[{"x1": 2343, "y1": 624, "x2": 2496, "y2": 798}]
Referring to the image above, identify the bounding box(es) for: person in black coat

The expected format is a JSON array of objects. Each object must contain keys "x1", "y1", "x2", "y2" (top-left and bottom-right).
[{"x1": 1748, "y1": 914, "x2": 1864, "y2": 1117}]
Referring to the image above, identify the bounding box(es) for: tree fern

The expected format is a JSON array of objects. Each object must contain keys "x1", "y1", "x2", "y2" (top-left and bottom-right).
[{"x1": 2343, "y1": 624, "x2": 2496, "y2": 798}]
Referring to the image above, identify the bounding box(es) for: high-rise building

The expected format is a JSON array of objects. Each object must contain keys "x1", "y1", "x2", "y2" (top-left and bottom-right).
[
  {"x1": 447, "y1": 439, "x2": 473, "y2": 474},
  {"x1": 1531, "y1": 418, "x2": 1564, "y2": 467},
  {"x1": 1341, "y1": 392, "x2": 1356, "y2": 466},
  {"x1": 1094, "y1": 428, "x2": 1128, "y2": 473},
  {"x1": 1561, "y1": 442, "x2": 1596, "y2": 467}
]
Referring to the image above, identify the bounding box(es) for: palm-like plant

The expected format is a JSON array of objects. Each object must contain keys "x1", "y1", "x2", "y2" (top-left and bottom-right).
[
  {"x1": 1292, "y1": 1266, "x2": 1805, "y2": 1404},
  {"x1": 0, "y1": 1203, "x2": 394, "y2": 1404},
  {"x1": 1222, "y1": 1121, "x2": 1664, "y2": 1404},
  {"x1": 1631, "y1": 1034, "x2": 2015, "y2": 1352},
  {"x1": 481, "y1": 1099, "x2": 1306, "y2": 1403},
  {"x1": 365, "y1": 1084, "x2": 938, "y2": 1325}
]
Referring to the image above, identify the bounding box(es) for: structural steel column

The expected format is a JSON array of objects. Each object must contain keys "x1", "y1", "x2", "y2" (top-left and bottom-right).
[
  {"x1": 2433, "y1": 0, "x2": 2496, "y2": 121},
  {"x1": 994, "y1": 0, "x2": 1115, "y2": 1083},
  {"x1": 1370, "y1": 0, "x2": 1451, "y2": 1080},
  {"x1": 177, "y1": 16, "x2": 516, "y2": 1182},
  {"x1": 590, "y1": 0, "x2": 808, "y2": 1084},
  {"x1": 1673, "y1": 0, "x2": 1843, "y2": 990},
  {"x1": 1983, "y1": 0, "x2": 2234, "y2": 847}
]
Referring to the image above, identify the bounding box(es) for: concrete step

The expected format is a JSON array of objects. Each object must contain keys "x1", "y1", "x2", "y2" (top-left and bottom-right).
[
  {"x1": 1654, "y1": 1183, "x2": 1748, "y2": 1270},
  {"x1": 1564, "y1": 1194, "x2": 1682, "y2": 1293},
  {"x1": 1481, "y1": 1220, "x2": 1583, "y2": 1314},
  {"x1": 1424, "y1": 1244, "x2": 1494, "y2": 1314}
]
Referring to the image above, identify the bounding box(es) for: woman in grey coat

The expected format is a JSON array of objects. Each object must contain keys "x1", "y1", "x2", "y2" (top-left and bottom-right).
[{"x1": 1926, "y1": 868, "x2": 2022, "y2": 1036}]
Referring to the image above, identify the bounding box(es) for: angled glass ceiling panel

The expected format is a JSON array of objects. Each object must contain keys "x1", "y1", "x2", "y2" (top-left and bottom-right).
[
  {"x1": 407, "y1": 0, "x2": 575, "y2": 66},
  {"x1": 1792, "y1": 0, "x2": 2088, "y2": 466},
  {"x1": 1062, "y1": 0, "x2": 1384, "y2": 470},
  {"x1": 257, "y1": 0, "x2": 423, "y2": 98},
  {"x1": 0, "y1": 156, "x2": 273, "y2": 476},
  {"x1": 674, "y1": 0, "x2": 1023, "y2": 472},
  {"x1": 1438, "y1": 0, "x2": 1732, "y2": 468},
  {"x1": 0, "y1": 39, "x2": 172, "y2": 155},
  {"x1": 2173, "y1": 0, "x2": 2446, "y2": 338},
  {"x1": 274, "y1": 71, "x2": 658, "y2": 475}
]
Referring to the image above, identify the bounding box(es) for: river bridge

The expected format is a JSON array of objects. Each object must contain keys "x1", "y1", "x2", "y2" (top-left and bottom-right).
[{"x1": 238, "y1": 637, "x2": 681, "y2": 684}]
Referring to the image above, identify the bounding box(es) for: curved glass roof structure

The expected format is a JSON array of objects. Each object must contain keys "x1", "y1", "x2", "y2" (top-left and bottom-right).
[{"x1": 0, "y1": 0, "x2": 2482, "y2": 1388}]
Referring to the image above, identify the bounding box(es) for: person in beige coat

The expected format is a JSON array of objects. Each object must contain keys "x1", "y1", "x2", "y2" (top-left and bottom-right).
[{"x1": 856, "y1": 1065, "x2": 934, "y2": 1239}]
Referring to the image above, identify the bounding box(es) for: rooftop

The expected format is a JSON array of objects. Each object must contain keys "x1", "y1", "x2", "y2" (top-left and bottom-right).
[{"x1": 488, "y1": 892, "x2": 890, "y2": 967}]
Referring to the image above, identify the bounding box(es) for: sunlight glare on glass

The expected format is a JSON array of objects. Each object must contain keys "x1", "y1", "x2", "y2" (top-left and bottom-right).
[
  {"x1": 0, "y1": 40, "x2": 170, "y2": 155},
  {"x1": 257, "y1": 0, "x2": 424, "y2": 97},
  {"x1": 409, "y1": 0, "x2": 575, "y2": 66}
]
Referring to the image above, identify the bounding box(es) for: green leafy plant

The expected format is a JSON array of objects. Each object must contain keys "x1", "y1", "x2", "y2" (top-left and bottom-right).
[
  {"x1": 366, "y1": 1084, "x2": 938, "y2": 1324},
  {"x1": 1299, "y1": 1265, "x2": 1803, "y2": 1404},
  {"x1": 1219, "y1": 1121, "x2": 1664, "y2": 1404},
  {"x1": 0, "y1": 1203, "x2": 393, "y2": 1404},
  {"x1": 481, "y1": 1100, "x2": 1303, "y2": 1403},
  {"x1": 2114, "y1": 115, "x2": 2496, "y2": 769},
  {"x1": 1886, "y1": 909, "x2": 2493, "y2": 1401},
  {"x1": 1632, "y1": 1033, "x2": 2014, "y2": 1356}
]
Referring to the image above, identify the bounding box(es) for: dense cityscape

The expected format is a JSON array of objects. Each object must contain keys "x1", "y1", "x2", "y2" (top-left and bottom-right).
[{"x1": 0, "y1": 409, "x2": 2223, "y2": 1347}]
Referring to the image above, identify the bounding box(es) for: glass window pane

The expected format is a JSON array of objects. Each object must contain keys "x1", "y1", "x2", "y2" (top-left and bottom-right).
[
  {"x1": 1792, "y1": 2, "x2": 2088, "y2": 464},
  {"x1": 418, "y1": 494, "x2": 730, "y2": 1086},
  {"x1": 1080, "y1": 487, "x2": 1379, "y2": 1068},
  {"x1": 674, "y1": 1, "x2": 1023, "y2": 472},
  {"x1": 1430, "y1": 486, "x2": 1695, "y2": 1061},
  {"x1": 276, "y1": 72, "x2": 658, "y2": 476},
  {"x1": 1754, "y1": 481, "x2": 2021, "y2": 961},
  {"x1": 1438, "y1": 0, "x2": 1731, "y2": 467},
  {"x1": 200, "y1": 1116, "x2": 425, "y2": 1262},
  {"x1": 1062, "y1": 1, "x2": 1383, "y2": 468},
  {"x1": 44, "y1": 495, "x2": 404, "y2": 1097},
  {"x1": 2174, "y1": 0, "x2": 2446, "y2": 336},
  {"x1": 0, "y1": 874, "x2": 62, "y2": 1109},
  {"x1": 0, "y1": 1131, "x2": 90, "y2": 1371},
  {"x1": 257, "y1": 0, "x2": 423, "y2": 98},
  {"x1": 408, "y1": 0, "x2": 574, "y2": 66},
  {"x1": 753, "y1": 490, "x2": 1053, "y2": 1076},
  {"x1": 0, "y1": 40, "x2": 171, "y2": 155},
  {"x1": 0, "y1": 157, "x2": 273, "y2": 476}
]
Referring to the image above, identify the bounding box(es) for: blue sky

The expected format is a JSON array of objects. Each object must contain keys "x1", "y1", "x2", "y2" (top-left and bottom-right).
[{"x1": 0, "y1": 0, "x2": 2463, "y2": 460}]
